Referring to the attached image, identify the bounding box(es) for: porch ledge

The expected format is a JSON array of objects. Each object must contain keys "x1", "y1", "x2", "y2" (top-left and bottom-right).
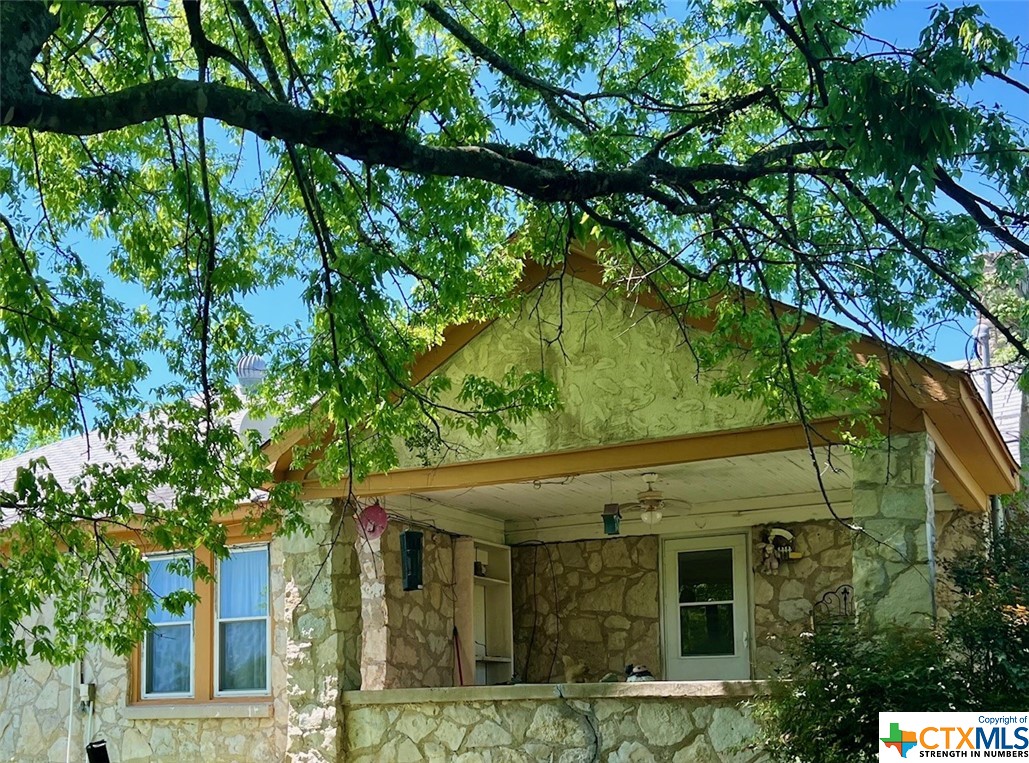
[
  {"x1": 122, "y1": 702, "x2": 273, "y2": 720},
  {"x1": 342, "y1": 680, "x2": 768, "y2": 706}
]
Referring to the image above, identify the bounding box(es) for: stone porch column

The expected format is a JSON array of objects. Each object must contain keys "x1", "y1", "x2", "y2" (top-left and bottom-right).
[
  {"x1": 851, "y1": 432, "x2": 937, "y2": 627},
  {"x1": 282, "y1": 498, "x2": 360, "y2": 762},
  {"x1": 356, "y1": 533, "x2": 389, "y2": 689}
]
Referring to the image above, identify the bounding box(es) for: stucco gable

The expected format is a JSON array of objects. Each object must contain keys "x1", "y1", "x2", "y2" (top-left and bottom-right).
[{"x1": 396, "y1": 274, "x2": 770, "y2": 468}]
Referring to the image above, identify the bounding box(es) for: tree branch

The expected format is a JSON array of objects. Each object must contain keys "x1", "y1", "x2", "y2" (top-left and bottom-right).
[
  {"x1": 840, "y1": 175, "x2": 1029, "y2": 360},
  {"x1": 934, "y1": 167, "x2": 1029, "y2": 259},
  {"x1": 1, "y1": 76, "x2": 836, "y2": 207}
]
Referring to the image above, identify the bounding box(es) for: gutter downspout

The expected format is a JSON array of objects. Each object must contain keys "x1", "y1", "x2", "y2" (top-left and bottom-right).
[
  {"x1": 976, "y1": 316, "x2": 994, "y2": 412},
  {"x1": 977, "y1": 317, "x2": 1007, "y2": 545},
  {"x1": 991, "y1": 494, "x2": 1006, "y2": 548},
  {"x1": 64, "y1": 658, "x2": 76, "y2": 763}
]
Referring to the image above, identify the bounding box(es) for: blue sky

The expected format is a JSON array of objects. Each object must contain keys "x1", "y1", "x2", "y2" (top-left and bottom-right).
[
  {"x1": 865, "y1": 1, "x2": 1028, "y2": 362},
  {"x1": 94, "y1": 0, "x2": 1027, "y2": 396}
]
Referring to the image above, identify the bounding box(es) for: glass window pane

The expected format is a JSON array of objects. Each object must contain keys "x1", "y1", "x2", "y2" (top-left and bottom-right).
[
  {"x1": 680, "y1": 604, "x2": 735, "y2": 656},
  {"x1": 220, "y1": 547, "x2": 269, "y2": 619},
  {"x1": 678, "y1": 549, "x2": 733, "y2": 603},
  {"x1": 219, "y1": 620, "x2": 267, "y2": 692},
  {"x1": 145, "y1": 623, "x2": 191, "y2": 694},
  {"x1": 148, "y1": 557, "x2": 193, "y2": 623}
]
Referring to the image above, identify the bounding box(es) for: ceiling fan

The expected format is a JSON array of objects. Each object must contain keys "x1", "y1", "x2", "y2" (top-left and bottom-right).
[{"x1": 606, "y1": 472, "x2": 690, "y2": 526}]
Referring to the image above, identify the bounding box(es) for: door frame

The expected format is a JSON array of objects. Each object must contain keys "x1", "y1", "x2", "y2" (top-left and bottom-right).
[{"x1": 659, "y1": 531, "x2": 753, "y2": 680}]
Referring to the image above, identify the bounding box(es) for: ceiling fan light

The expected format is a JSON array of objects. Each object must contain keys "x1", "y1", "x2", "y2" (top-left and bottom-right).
[{"x1": 640, "y1": 507, "x2": 663, "y2": 525}]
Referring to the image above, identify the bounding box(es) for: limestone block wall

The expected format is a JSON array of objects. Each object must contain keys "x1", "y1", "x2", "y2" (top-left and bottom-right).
[
  {"x1": 934, "y1": 509, "x2": 987, "y2": 621},
  {"x1": 281, "y1": 499, "x2": 355, "y2": 762},
  {"x1": 377, "y1": 522, "x2": 457, "y2": 689},
  {"x1": 750, "y1": 507, "x2": 985, "y2": 675},
  {"x1": 511, "y1": 536, "x2": 660, "y2": 682},
  {"x1": 0, "y1": 545, "x2": 289, "y2": 763},
  {"x1": 751, "y1": 520, "x2": 854, "y2": 677},
  {"x1": 336, "y1": 513, "x2": 364, "y2": 692},
  {"x1": 0, "y1": 499, "x2": 348, "y2": 763},
  {"x1": 343, "y1": 683, "x2": 768, "y2": 763},
  {"x1": 852, "y1": 433, "x2": 938, "y2": 626}
]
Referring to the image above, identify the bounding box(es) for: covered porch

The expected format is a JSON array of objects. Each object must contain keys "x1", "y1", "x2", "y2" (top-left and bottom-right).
[
  {"x1": 266, "y1": 254, "x2": 1018, "y2": 761},
  {"x1": 337, "y1": 428, "x2": 990, "y2": 688},
  {"x1": 311, "y1": 424, "x2": 1003, "y2": 762}
]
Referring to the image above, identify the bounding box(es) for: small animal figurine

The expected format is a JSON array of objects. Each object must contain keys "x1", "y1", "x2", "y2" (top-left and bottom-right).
[
  {"x1": 599, "y1": 672, "x2": 621, "y2": 683},
  {"x1": 625, "y1": 663, "x2": 655, "y2": 682},
  {"x1": 760, "y1": 527, "x2": 796, "y2": 574},
  {"x1": 561, "y1": 655, "x2": 588, "y2": 683}
]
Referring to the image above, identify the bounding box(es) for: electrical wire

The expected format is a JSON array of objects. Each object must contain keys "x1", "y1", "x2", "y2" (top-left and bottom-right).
[
  {"x1": 512, "y1": 539, "x2": 565, "y2": 683},
  {"x1": 544, "y1": 541, "x2": 560, "y2": 683},
  {"x1": 520, "y1": 544, "x2": 540, "y2": 682}
]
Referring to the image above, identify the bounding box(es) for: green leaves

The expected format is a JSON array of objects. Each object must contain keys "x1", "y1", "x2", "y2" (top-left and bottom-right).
[
  {"x1": 757, "y1": 516, "x2": 1029, "y2": 761},
  {"x1": 756, "y1": 625, "x2": 968, "y2": 762},
  {"x1": 0, "y1": 0, "x2": 1025, "y2": 668}
]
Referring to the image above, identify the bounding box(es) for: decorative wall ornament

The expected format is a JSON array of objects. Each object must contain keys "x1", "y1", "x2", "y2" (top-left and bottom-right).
[
  {"x1": 356, "y1": 501, "x2": 389, "y2": 541},
  {"x1": 811, "y1": 584, "x2": 856, "y2": 630},
  {"x1": 759, "y1": 527, "x2": 797, "y2": 573}
]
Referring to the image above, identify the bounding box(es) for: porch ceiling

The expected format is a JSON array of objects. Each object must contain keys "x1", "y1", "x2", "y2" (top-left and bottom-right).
[{"x1": 402, "y1": 447, "x2": 852, "y2": 522}]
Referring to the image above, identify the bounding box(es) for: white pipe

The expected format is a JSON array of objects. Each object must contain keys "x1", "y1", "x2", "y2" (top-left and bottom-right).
[
  {"x1": 66, "y1": 587, "x2": 86, "y2": 763},
  {"x1": 975, "y1": 317, "x2": 994, "y2": 412},
  {"x1": 64, "y1": 660, "x2": 76, "y2": 763},
  {"x1": 974, "y1": 317, "x2": 1006, "y2": 545},
  {"x1": 85, "y1": 694, "x2": 94, "y2": 750}
]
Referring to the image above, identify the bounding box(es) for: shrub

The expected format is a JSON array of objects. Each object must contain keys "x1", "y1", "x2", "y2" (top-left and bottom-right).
[
  {"x1": 945, "y1": 515, "x2": 1029, "y2": 705},
  {"x1": 755, "y1": 625, "x2": 968, "y2": 763},
  {"x1": 757, "y1": 516, "x2": 1029, "y2": 762}
]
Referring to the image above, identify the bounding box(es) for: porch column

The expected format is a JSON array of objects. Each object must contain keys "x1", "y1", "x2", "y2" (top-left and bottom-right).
[
  {"x1": 851, "y1": 432, "x2": 937, "y2": 627},
  {"x1": 356, "y1": 533, "x2": 389, "y2": 689},
  {"x1": 282, "y1": 498, "x2": 358, "y2": 762}
]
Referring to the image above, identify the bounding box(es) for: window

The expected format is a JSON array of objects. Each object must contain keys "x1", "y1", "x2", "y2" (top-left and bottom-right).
[
  {"x1": 137, "y1": 542, "x2": 271, "y2": 703},
  {"x1": 216, "y1": 545, "x2": 270, "y2": 695},
  {"x1": 142, "y1": 554, "x2": 194, "y2": 698}
]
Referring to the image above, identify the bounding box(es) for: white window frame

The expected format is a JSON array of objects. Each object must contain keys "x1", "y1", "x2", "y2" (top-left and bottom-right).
[
  {"x1": 214, "y1": 543, "x2": 272, "y2": 697},
  {"x1": 141, "y1": 552, "x2": 195, "y2": 700}
]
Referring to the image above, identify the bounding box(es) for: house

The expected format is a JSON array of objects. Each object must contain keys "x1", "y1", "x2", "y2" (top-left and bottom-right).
[{"x1": 0, "y1": 247, "x2": 1018, "y2": 762}]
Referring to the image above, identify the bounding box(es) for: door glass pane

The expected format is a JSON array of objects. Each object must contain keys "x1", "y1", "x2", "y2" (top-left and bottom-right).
[
  {"x1": 680, "y1": 604, "x2": 735, "y2": 656},
  {"x1": 219, "y1": 620, "x2": 267, "y2": 691},
  {"x1": 145, "y1": 623, "x2": 191, "y2": 694},
  {"x1": 219, "y1": 547, "x2": 269, "y2": 618},
  {"x1": 678, "y1": 549, "x2": 733, "y2": 603}
]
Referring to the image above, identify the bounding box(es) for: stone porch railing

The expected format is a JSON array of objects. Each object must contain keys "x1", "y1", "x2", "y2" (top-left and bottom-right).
[{"x1": 342, "y1": 681, "x2": 769, "y2": 762}]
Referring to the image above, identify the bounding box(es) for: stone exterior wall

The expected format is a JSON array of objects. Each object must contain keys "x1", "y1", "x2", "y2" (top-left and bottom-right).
[
  {"x1": 852, "y1": 433, "x2": 938, "y2": 626},
  {"x1": 0, "y1": 546, "x2": 290, "y2": 763},
  {"x1": 337, "y1": 513, "x2": 364, "y2": 693},
  {"x1": 751, "y1": 520, "x2": 854, "y2": 677},
  {"x1": 511, "y1": 537, "x2": 660, "y2": 683},
  {"x1": 750, "y1": 506, "x2": 986, "y2": 675},
  {"x1": 343, "y1": 683, "x2": 767, "y2": 762},
  {"x1": 281, "y1": 499, "x2": 354, "y2": 762},
  {"x1": 934, "y1": 509, "x2": 987, "y2": 621},
  {"x1": 0, "y1": 499, "x2": 349, "y2": 763},
  {"x1": 380, "y1": 523, "x2": 457, "y2": 689}
]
